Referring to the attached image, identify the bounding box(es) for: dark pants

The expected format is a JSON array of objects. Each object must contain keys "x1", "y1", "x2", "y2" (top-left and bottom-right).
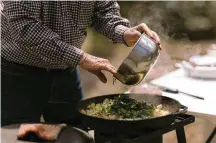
[{"x1": 1, "y1": 58, "x2": 83, "y2": 126}]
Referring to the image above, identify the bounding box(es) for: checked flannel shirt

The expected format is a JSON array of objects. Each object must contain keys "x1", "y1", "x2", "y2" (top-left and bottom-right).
[{"x1": 1, "y1": 1, "x2": 130, "y2": 69}]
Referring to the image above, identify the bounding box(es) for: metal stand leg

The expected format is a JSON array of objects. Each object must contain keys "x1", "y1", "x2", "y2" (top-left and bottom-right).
[
  {"x1": 206, "y1": 127, "x2": 216, "y2": 143},
  {"x1": 94, "y1": 132, "x2": 163, "y2": 143},
  {"x1": 176, "y1": 127, "x2": 186, "y2": 143}
]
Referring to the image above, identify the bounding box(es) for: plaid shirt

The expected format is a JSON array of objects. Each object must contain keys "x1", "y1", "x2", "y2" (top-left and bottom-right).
[{"x1": 1, "y1": 1, "x2": 130, "y2": 69}]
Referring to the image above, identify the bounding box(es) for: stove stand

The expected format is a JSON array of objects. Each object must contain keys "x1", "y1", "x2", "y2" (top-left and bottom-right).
[
  {"x1": 94, "y1": 114, "x2": 195, "y2": 143},
  {"x1": 94, "y1": 132, "x2": 162, "y2": 143},
  {"x1": 206, "y1": 127, "x2": 216, "y2": 143}
]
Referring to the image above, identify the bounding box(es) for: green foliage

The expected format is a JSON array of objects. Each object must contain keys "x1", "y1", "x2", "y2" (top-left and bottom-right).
[{"x1": 118, "y1": 1, "x2": 216, "y2": 40}]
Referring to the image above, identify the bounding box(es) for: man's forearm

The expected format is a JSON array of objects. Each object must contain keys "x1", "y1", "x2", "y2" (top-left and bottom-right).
[{"x1": 93, "y1": 1, "x2": 130, "y2": 44}]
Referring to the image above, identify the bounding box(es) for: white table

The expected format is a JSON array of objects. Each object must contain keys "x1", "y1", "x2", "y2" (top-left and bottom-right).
[
  {"x1": 149, "y1": 68, "x2": 216, "y2": 142},
  {"x1": 149, "y1": 69, "x2": 216, "y2": 125},
  {"x1": 125, "y1": 68, "x2": 216, "y2": 142}
]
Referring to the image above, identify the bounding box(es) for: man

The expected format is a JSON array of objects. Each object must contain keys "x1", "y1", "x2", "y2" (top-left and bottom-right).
[{"x1": 1, "y1": 1, "x2": 160, "y2": 126}]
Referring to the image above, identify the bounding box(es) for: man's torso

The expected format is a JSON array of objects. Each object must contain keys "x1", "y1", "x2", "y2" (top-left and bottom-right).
[
  {"x1": 40, "y1": 1, "x2": 95, "y2": 47},
  {"x1": 1, "y1": 1, "x2": 95, "y2": 68}
]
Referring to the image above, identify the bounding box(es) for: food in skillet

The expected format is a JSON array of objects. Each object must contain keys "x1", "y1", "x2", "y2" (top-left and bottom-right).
[{"x1": 81, "y1": 95, "x2": 169, "y2": 120}]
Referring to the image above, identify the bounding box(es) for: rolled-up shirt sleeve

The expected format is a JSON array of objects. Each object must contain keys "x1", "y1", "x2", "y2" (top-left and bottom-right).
[
  {"x1": 4, "y1": 1, "x2": 84, "y2": 69},
  {"x1": 93, "y1": 1, "x2": 131, "y2": 44}
]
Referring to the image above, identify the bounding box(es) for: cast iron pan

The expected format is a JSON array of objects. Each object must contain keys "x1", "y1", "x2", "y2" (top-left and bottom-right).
[{"x1": 77, "y1": 93, "x2": 188, "y2": 134}]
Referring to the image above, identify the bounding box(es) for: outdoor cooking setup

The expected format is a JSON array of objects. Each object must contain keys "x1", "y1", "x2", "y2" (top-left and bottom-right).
[
  {"x1": 84, "y1": 35, "x2": 215, "y2": 143},
  {"x1": 2, "y1": 34, "x2": 215, "y2": 143},
  {"x1": 77, "y1": 93, "x2": 194, "y2": 143},
  {"x1": 1, "y1": 34, "x2": 196, "y2": 143},
  {"x1": 76, "y1": 33, "x2": 214, "y2": 143}
]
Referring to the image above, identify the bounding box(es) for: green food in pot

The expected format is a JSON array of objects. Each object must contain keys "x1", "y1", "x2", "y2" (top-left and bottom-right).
[{"x1": 81, "y1": 95, "x2": 170, "y2": 120}]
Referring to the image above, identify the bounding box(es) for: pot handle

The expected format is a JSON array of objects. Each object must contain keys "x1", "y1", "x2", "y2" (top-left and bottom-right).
[{"x1": 177, "y1": 105, "x2": 188, "y2": 114}]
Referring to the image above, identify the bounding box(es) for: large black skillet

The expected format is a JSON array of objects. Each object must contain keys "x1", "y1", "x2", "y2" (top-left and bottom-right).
[{"x1": 77, "y1": 93, "x2": 188, "y2": 134}]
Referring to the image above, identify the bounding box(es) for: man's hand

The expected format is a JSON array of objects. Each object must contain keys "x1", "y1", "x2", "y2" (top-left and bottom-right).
[
  {"x1": 79, "y1": 53, "x2": 116, "y2": 83},
  {"x1": 123, "y1": 23, "x2": 161, "y2": 48}
]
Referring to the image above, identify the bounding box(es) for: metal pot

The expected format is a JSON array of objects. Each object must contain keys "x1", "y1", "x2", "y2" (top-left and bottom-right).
[{"x1": 114, "y1": 34, "x2": 160, "y2": 86}]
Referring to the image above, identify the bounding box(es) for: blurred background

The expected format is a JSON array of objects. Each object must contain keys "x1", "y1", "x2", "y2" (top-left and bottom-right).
[
  {"x1": 80, "y1": 1, "x2": 216, "y2": 143},
  {"x1": 80, "y1": 1, "x2": 216, "y2": 98}
]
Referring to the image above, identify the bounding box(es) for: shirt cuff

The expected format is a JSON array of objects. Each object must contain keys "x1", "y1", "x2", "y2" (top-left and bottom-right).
[
  {"x1": 113, "y1": 25, "x2": 130, "y2": 45},
  {"x1": 62, "y1": 44, "x2": 84, "y2": 68}
]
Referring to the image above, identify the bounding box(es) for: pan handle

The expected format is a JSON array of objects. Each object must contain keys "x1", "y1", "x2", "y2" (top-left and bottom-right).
[{"x1": 176, "y1": 105, "x2": 188, "y2": 114}]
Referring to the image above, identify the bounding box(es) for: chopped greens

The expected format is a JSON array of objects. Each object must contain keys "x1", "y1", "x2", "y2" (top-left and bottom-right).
[{"x1": 81, "y1": 95, "x2": 169, "y2": 120}]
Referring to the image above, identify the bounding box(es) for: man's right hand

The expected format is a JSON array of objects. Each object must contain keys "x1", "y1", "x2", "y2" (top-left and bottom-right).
[{"x1": 79, "y1": 53, "x2": 117, "y2": 83}]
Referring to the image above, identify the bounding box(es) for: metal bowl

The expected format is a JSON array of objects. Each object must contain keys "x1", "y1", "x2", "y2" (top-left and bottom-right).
[{"x1": 114, "y1": 34, "x2": 160, "y2": 86}]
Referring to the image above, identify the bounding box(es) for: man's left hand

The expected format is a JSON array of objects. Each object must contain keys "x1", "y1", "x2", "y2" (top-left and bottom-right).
[{"x1": 123, "y1": 23, "x2": 161, "y2": 48}]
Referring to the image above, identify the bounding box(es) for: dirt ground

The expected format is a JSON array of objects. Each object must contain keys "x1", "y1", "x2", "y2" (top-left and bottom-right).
[{"x1": 80, "y1": 39, "x2": 216, "y2": 143}]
